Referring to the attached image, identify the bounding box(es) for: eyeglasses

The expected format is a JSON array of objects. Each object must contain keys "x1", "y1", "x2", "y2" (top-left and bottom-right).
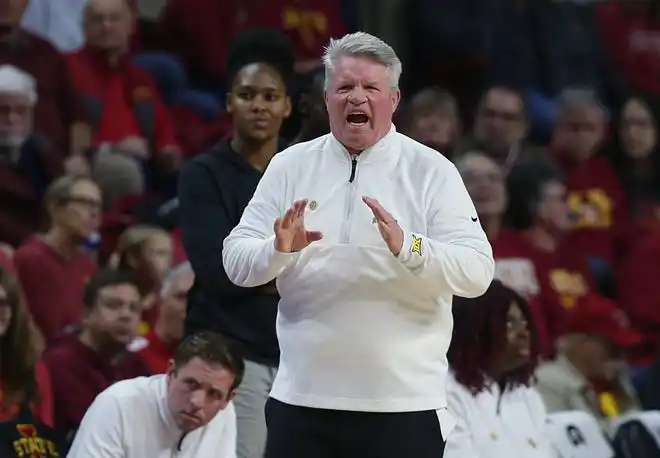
[
  {"x1": 66, "y1": 196, "x2": 102, "y2": 211},
  {"x1": 481, "y1": 108, "x2": 523, "y2": 123},
  {"x1": 506, "y1": 318, "x2": 529, "y2": 333}
]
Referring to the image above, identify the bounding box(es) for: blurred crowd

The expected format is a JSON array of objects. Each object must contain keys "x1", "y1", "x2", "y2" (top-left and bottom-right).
[{"x1": 2, "y1": 0, "x2": 660, "y2": 456}]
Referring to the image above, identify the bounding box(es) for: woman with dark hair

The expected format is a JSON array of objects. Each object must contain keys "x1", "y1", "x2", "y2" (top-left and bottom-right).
[
  {"x1": 178, "y1": 28, "x2": 293, "y2": 458},
  {"x1": 0, "y1": 266, "x2": 52, "y2": 425},
  {"x1": 444, "y1": 280, "x2": 553, "y2": 458},
  {"x1": 609, "y1": 95, "x2": 660, "y2": 226}
]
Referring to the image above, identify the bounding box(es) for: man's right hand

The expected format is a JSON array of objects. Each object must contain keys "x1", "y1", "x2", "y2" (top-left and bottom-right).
[{"x1": 274, "y1": 199, "x2": 323, "y2": 253}]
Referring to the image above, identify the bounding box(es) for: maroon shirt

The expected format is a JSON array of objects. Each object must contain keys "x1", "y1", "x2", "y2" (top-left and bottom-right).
[
  {"x1": 0, "y1": 29, "x2": 84, "y2": 152},
  {"x1": 42, "y1": 335, "x2": 150, "y2": 434},
  {"x1": 14, "y1": 237, "x2": 97, "y2": 342}
]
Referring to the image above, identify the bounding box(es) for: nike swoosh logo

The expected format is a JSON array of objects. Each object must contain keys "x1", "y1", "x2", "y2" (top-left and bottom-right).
[{"x1": 471, "y1": 217, "x2": 478, "y2": 222}]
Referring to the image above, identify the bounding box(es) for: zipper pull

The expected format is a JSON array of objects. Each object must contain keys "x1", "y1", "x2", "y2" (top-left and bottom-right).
[{"x1": 349, "y1": 156, "x2": 358, "y2": 183}]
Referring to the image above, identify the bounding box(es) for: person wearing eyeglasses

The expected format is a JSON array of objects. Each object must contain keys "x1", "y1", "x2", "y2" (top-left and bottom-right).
[
  {"x1": 13, "y1": 174, "x2": 100, "y2": 342},
  {"x1": 445, "y1": 280, "x2": 554, "y2": 458}
]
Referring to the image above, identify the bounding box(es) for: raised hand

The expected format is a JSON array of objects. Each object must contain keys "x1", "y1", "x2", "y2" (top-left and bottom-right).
[
  {"x1": 274, "y1": 199, "x2": 323, "y2": 253},
  {"x1": 363, "y1": 196, "x2": 404, "y2": 255}
]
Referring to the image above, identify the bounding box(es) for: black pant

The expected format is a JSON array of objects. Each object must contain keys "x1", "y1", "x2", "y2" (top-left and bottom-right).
[{"x1": 264, "y1": 398, "x2": 446, "y2": 458}]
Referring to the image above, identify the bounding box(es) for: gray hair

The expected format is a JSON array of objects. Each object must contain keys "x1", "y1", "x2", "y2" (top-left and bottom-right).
[
  {"x1": 160, "y1": 261, "x2": 194, "y2": 297},
  {"x1": 0, "y1": 65, "x2": 38, "y2": 105},
  {"x1": 556, "y1": 86, "x2": 604, "y2": 117},
  {"x1": 322, "y1": 32, "x2": 402, "y2": 91}
]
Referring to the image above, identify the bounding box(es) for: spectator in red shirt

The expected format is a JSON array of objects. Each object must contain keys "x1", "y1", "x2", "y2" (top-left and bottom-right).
[
  {"x1": 0, "y1": 65, "x2": 66, "y2": 246},
  {"x1": 111, "y1": 224, "x2": 173, "y2": 335},
  {"x1": 455, "y1": 151, "x2": 508, "y2": 242},
  {"x1": 618, "y1": 232, "x2": 660, "y2": 353},
  {"x1": 14, "y1": 175, "x2": 99, "y2": 342},
  {"x1": 0, "y1": 0, "x2": 90, "y2": 159},
  {"x1": 0, "y1": 266, "x2": 52, "y2": 426},
  {"x1": 608, "y1": 95, "x2": 660, "y2": 230},
  {"x1": 551, "y1": 87, "x2": 630, "y2": 273},
  {"x1": 501, "y1": 162, "x2": 650, "y2": 363},
  {"x1": 42, "y1": 269, "x2": 149, "y2": 437},
  {"x1": 67, "y1": 0, "x2": 182, "y2": 194},
  {"x1": 131, "y1": 261, "x2": 193, "y2": 374}
]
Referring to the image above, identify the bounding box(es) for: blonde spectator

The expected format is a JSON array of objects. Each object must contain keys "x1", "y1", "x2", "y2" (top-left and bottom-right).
[
  {"x1": 111, "y1": 224, "x2": 173, "y2": 335},
  {"x1": 13, "y1": 175, "x2": 100, "y2": 342}
]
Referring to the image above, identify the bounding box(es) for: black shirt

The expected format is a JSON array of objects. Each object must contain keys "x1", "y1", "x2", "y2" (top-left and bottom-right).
[{"x1": 178, "y1": 139, "x2": 284, "y2": 366}]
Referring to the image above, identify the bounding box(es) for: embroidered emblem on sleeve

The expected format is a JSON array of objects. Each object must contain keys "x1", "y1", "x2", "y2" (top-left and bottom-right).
[{"x1": 411, "y1": 234, "x2": 422, "y2": 255}]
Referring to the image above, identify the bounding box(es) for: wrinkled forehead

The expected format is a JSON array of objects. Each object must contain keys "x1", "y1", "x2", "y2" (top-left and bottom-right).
[
  {"x1": 0, "y1": 92, "x2": 32, "y2": 107},
  {"x1": 328, "y1": 55, "x2": 391, "y2": 87}
]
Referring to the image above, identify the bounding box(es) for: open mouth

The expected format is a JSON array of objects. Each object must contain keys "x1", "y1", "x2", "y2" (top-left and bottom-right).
[{"x1": 346, "y1": 112, "x2": 369, "y2": 126}]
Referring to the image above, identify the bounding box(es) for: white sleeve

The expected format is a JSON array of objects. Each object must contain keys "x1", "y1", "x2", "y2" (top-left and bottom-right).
[
  {"x1": 222, "y1": 153, "x2": 299, "y2": 287},
  {"x1": 526, "y1": 387, "x2": 556, "y2": 457},
  {"x1": 397, "y1": 162, "x2": 494, "y2": 298},
  {"x1": 217, "y1": 402, "x2": 237, "y2": 458},
  {"x1": 66, "y1": 393, "x2": 125, "y2": 458},
  {"x1": 444, "y1": 379, "x2": 479, "y2": 458}
]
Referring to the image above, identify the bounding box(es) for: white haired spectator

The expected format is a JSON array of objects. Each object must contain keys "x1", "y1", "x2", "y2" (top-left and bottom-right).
[
  {"x1": 0, "y1": 65, "x2": 38, "y2": 104},
  {"x1": 0, "y1": 65, "x2": 37, "y2": 149}
]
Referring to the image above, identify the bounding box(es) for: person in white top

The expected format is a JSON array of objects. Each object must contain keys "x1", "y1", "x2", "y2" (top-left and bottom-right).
[
  {"x1": 67, "y1": 331, "x2": 243, "y2": 458},
  {"x1": 444, "y1": 280, "x2": 555, "y2": 458},
  {"x1": 222, "y1": 31, "x2": 495, "y2": 458}
]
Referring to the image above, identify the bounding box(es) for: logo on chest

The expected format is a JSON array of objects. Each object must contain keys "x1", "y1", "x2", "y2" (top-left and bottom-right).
[
  {"x1": 12, "y1": 424, "x2": 60, "y2": 457},
  {"x1": 567, "y1": 188, "x2": 613, "y2": 229},
  {"x1": 549, "y1": 269, "x2": 587, "y2": 309}
]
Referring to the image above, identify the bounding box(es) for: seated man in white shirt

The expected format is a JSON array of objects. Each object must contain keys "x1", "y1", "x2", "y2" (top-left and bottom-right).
[
  {"x1": 445, "y1": 280, "x2": 554, "y2": 458},
  {"x1": 67, "y1": 331, "x2": 243, "y2": 458}
]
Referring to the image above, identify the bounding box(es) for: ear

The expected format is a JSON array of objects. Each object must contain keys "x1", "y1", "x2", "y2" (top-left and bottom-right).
[
  {"x1": 391, "y1": 89, "x2": 401, "y2": 113},
  {"x1": 226, "y1": 389, "x2": 237, "y2": 403},
  {"x1": 166, "y1": 359, "x2": 176, "y2": 379},
  {"x1": 225, "y1": 93, "x2": 233, "y2": 114},
  {"x1": 284, "y1": 95, "x2": 292, "y2": 119},
  {"x1": 323, "y1": 89, "x2": 328, "y2": 106}
]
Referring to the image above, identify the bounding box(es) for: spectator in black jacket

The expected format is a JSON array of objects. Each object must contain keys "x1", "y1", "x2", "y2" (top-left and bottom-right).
[{"x1": 177, "y1": 29, "x2": 293, "y2": 458}]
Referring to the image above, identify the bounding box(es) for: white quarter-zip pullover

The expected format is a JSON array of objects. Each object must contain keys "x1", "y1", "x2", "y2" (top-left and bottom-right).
[
  {"x1": 66, "y1": 375, "x2": 237, "y2": 458},
  {"x1": 223, "y1": 126, "x2": 494, "y2": 416}
]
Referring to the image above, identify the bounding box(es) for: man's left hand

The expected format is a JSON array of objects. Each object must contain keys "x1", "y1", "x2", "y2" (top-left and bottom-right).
[{"x1": 363, "y1": 196, "x2": 403, "y2": 256}]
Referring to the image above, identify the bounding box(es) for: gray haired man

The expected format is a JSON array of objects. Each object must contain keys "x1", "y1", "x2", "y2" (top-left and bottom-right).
[{"x1": 223, "y1": 32, "x2": 494, "y2": 458}]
